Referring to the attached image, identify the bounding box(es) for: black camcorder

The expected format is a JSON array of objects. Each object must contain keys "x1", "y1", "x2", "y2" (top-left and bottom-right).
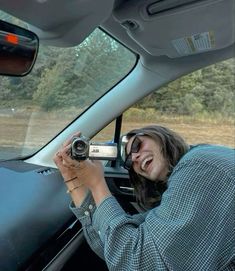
[{"x1": 71, "y1": 135, "x2": 118, "y2": 161}]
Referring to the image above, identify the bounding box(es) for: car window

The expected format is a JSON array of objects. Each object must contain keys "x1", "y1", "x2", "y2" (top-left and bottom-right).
[
  {"x1": 121, "y1": 58, "x2": 235, "y2": 148},
  {"x1": 0, "y1": 13, "x2": 136, "y2": 161}
]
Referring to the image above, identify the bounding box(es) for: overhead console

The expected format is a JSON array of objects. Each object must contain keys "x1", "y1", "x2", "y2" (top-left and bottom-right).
[
  {"x1": 113, "y1": 0, "x2": 235, "y2": 58},
  {"x1": 0, "y1": 0, "x2": 115, "y2": 47}
]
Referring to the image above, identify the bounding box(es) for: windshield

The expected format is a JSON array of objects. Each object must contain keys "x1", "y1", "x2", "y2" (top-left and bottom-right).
[{"x1": 0, "y1": 13, "x2": 136, "y2": 160}]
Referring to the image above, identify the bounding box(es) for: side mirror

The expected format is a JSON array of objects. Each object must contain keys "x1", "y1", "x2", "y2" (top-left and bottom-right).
[
  {"x1": 0, "y1": 19, "x2": 39, "y2": 76},
  {"x1": 120, "y1": 135, "x2": 129, "y2": 163}
]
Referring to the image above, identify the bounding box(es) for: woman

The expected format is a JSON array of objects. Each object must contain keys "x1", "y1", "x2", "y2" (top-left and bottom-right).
[{"x1": 54, "y1": 125, "x2": 234, "y2": 271}]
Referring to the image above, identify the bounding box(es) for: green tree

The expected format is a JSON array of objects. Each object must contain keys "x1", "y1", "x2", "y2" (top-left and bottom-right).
[
  {"x1": 33, "y1": 29, "x2": 135, "y2": 110},
  {"x1": 137, "y1": 58, "x2": 234, "y2": 117}
]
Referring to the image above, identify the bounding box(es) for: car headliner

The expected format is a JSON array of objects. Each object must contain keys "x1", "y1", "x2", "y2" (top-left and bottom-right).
[{"x1": 0, "y1": 1, "x2": 234, "y2": 59}]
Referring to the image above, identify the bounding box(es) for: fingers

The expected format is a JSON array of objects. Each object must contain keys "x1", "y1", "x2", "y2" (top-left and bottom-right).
[
  {"x1": 59, "y1": 146, "x2": 78, "y2": 168},
  {"x1": 53, "y1": 150, "x2": 64, "y2": 166},
  {"x1": 63, "y1": 131, "x2": 82, "y2": 147},
  {"x1": 53, "y1": 153, "x2": 59, "y2": 165},
  {"x1": 54, "y1": 152, "x2": 80, "y2": 169},
  {"x1": 53, "y1": 131, "x2": 81, "y2": 166},
  {"x1": 54, "y1": 131, "x2": 86, "y2": 169},
  {"x1": 60, "y1": 144, "x2": 71, "y2": 158}
]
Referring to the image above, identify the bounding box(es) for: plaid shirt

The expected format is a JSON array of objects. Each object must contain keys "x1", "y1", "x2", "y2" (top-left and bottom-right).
[{"x1": 71, "y1": 145, "x2": 235, "y2": 271}]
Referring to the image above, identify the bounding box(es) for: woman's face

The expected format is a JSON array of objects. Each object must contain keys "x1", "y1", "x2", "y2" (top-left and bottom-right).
[{"x1": 126, "y1": 135, "x2": 168, "y2": 182}]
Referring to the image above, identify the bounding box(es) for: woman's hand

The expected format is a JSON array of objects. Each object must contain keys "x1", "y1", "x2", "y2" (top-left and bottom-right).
[
  {"x1": 53, "y1": 131, "x2": 111, "y2": 206},
  {"x1": 53, "y1": 132, "x2": 82, "y2": 182}
]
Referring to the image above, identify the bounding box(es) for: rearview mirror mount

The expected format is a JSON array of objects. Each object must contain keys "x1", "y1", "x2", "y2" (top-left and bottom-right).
[{"x1": 0, "y1": 19, "x2": 39, "y2": 76}]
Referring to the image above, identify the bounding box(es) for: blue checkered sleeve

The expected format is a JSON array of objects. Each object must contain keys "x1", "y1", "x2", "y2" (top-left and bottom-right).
[{"x1": 71, "y1": 145, "x2": 235, "y2": 271}]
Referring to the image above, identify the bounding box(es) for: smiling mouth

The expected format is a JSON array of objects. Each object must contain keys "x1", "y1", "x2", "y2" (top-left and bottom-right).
[{"x1": 140, "y1": 157, "x2": 153, "y2": 172}]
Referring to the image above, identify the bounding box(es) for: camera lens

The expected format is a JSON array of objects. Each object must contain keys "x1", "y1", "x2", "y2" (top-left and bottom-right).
[
  {"x1": 71, "y1": 136, "x2": 89, "y2": 160},
  {"x1": 74, "y1": 140, "x2": 87, "y2": 153}
]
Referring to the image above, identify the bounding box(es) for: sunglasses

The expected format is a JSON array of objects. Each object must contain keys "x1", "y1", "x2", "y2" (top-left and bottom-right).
[{"x1": 123, "y1": 133, "x2": 145, "y2": 170}]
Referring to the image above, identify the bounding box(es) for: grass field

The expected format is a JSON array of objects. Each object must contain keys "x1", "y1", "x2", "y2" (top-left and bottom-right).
[
  {"x1": 0, "y1": 111, "x2": 234, "y2": 154},
  {"x1": 122, "y1": 121, "x2": 235, "y2": 147}
]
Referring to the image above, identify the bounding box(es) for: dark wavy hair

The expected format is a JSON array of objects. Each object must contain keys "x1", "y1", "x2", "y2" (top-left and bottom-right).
[{"x1": 125, "y1": 125, "x2": 189, "y2": 210}]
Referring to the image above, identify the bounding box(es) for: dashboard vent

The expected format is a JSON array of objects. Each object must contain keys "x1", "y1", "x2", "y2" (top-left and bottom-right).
[
  {"x1": 36, "y1": 168, "x2": 55, "y2": 176},
  {"x1": 147, "y1": 0, "x2": 207, "y2": 15}
]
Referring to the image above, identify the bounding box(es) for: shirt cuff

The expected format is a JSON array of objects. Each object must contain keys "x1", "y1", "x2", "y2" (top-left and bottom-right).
[
  {"x1": 93, "y1": 196, "x2": 126, "y2": 242},
  {"x1": 70, "y1": 191, "x2": 96, "y2": 225}
]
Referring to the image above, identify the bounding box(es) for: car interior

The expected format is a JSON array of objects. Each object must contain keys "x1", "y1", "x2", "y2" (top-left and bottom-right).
[{"x1": 0, "y1": 0, "x2": 234, "y2": 270}]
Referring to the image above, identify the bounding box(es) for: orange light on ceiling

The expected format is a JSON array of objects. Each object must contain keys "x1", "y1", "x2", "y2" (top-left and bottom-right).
[{"x1": 5, "y1": 33, "x2": 19, "y2": 45}]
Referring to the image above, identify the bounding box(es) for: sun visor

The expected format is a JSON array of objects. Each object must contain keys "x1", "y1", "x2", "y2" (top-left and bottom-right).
[
  {"x1": 113, "y1": 0, "x2": 235, "y2": 58},
  {"x1": 0, "y1": 0, "x2": 114, "y2": 47}
]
